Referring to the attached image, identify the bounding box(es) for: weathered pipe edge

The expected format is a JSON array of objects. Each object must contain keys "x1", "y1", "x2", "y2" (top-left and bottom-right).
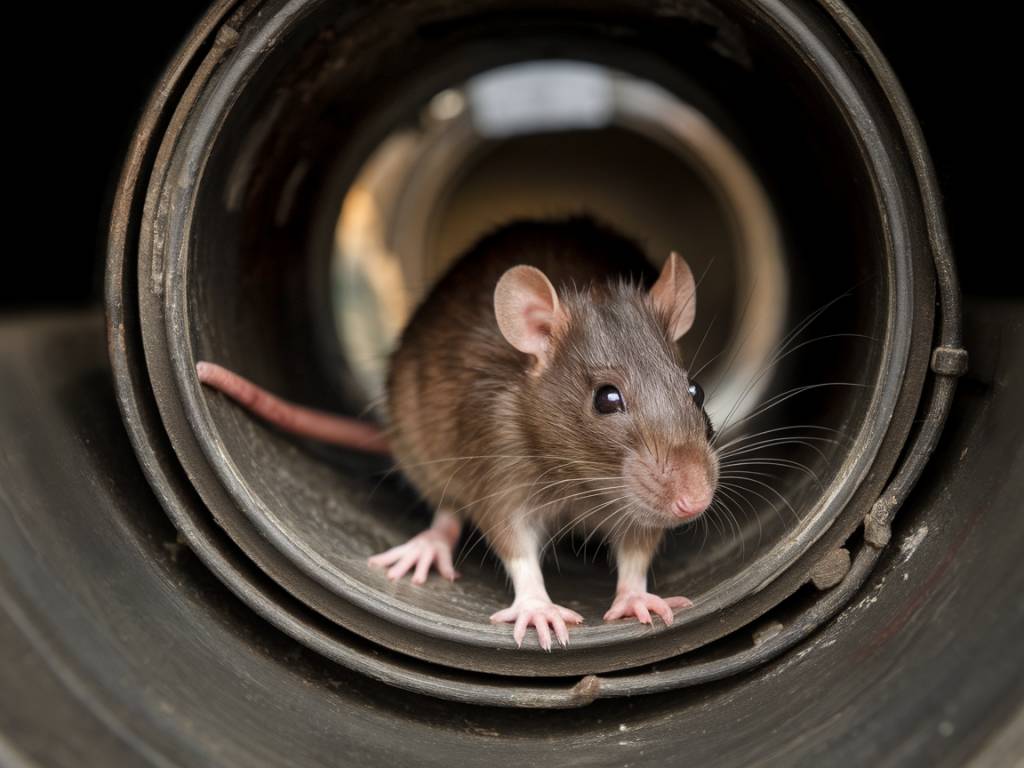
[
  {"x1": 161, "y1": 0, "x2": 926, "y2": 674},
  {"x1": 105, "y1": 0, "x2": 962, "y2": 704}
]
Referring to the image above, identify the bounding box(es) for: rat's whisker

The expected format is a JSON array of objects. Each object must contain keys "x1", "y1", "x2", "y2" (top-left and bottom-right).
[
  {"x1": 545, "y1": 494, "x2": 635, "y2": 558},
  {"x1": 720, "y1": 474, "x2": 802, "y2": 523},
  {"x1": 579, "y1": 501, "x2": 637, "y2": 560},
  {"x1": 595, "y1": 505, "x2": 641, "y2": 558},
  {"x1": 713, "y1": 332, "x2": 874, "y2": 437},
  {"x1": 714, "y1": 382, "x2": 868, "y2": 443},
  {"x1": 687, "y1": 308, "x2": 719, "y2": 373},
  {"x1": 454, "y1": 481, "x2": 632, "y2": 565},
  {"x1": 718, "y1": 456, "x2": 823, "y2": 486},
  {"x1": 714, "y1": 423, "x2": 850, "y2": 453},
  {"x1": 717, "y1": 479, "x2": 792, "y2": 528},
  {"x1": 715, "y1": 483, "x2": 762, "y2": 549},
  {"x1": 717, "y1": 436, "x2": 837, "y2": 466},
  {"x1": 703, "y1": 275, "x2": 760, "y2": 396}
]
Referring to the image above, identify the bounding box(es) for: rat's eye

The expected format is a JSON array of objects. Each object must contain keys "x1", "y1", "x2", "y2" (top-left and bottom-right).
[
  {"x1": 594, "y1": 385, "x2": 625, "y2": 414},
  {"x1": 688, "y1": 381, "x2": 705, "y2": 408}
]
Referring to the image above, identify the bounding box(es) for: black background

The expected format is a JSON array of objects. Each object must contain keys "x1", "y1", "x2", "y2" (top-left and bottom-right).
[{"x1": 6, "y1": 2, "x2": 1004, "y2": 308}]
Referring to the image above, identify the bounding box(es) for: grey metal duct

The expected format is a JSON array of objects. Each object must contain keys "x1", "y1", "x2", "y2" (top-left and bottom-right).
[
  {"x1": 3, "y1": 1, "x2": 1020, "y2": 766},
  {"x1": 103, "y1": 0, "x2": 963, "y2": 698}
]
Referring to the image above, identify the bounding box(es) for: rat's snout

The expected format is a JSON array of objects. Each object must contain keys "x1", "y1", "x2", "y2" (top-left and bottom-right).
[
  {"x1": 666, "y1": 447, "x2": 714, "y2": 520},
  {"x1": 624, "y1": 443, "x2": 717, "y2": 525},
  {"x1": 670, "y1": 481, "x2": 713, "y2": 520}
]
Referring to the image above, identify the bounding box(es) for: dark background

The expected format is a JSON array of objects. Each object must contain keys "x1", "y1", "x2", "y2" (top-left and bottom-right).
[{"x1": 6, "y1": 2, "x2": 1003, "y2": 308}]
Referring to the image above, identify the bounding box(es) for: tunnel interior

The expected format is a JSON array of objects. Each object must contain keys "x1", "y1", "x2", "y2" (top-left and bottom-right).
[{"x1": 168, "y1": 0, "x2": 914, "y2": 675}]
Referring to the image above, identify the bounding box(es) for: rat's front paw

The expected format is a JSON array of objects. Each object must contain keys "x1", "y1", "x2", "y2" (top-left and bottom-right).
[
  {"x1": 368, "y1": 528, "x2": 460, "y2": 583},
  {"x1": 490, "y1": 598, "x2": 584, "y2": 650},
  {"x1": 603, "y1": 592, "x2": 693, "y2": 627}
]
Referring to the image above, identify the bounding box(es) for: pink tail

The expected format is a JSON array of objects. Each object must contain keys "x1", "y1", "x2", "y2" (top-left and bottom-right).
[{"x1": 195, "y1": 361, "x2": 390, "y2": 455}]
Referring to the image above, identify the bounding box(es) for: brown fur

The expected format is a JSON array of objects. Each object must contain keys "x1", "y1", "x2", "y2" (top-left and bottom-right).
[{"x1": 386, "y1": 218, "x2": 718, "y2": 563}]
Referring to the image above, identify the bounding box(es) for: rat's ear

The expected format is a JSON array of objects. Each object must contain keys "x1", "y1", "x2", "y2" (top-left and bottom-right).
[
  {"x1": 494, "y1": 265, "x2": 566, "y2": 365},
  {"x1": 649, "y1": 251, "x2": 697, "y2": 341}
]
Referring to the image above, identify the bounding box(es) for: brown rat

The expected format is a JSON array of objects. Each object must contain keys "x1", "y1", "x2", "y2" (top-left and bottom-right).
[{"x1": 199, "y1": 218, "x2": 718, "y2": 650}]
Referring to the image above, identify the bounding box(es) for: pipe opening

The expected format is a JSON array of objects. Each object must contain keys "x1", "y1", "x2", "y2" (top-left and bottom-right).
[{"x1": 110, "y1": 0, "x2": 944, "y2": 693}]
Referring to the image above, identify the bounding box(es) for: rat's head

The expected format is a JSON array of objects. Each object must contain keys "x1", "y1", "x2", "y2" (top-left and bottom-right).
[{"x1": 495, "y1": 253, "x2": 719, "y2": 529}]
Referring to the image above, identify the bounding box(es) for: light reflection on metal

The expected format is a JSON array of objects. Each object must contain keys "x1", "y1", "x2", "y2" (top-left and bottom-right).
[
  {"x1": 468, "y1": 61, "x2": 614, "y2": 137},
  {"x1": 428, "y1": 88, "x2": 466, "y2": 123}
]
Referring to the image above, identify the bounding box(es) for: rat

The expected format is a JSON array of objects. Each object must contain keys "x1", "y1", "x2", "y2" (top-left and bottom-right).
[{"x1": 197, "y1": 218, "x2": 718, "y2": 650}]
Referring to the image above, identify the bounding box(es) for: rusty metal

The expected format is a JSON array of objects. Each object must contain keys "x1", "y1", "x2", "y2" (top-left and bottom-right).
[
  {"x1": 809, "y1": 548, "x2": 851, "y2": 590},
  {"x1": 931, "y1": 346, "x2": 970, "y2": 377}
]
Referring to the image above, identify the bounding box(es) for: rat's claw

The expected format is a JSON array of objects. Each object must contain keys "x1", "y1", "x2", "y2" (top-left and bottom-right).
[
  {"x1": 550, "y1": 611, "x2": 569, "y2": 647},
  {"x1": 386, "y1": 549, "x2": 420, "y2": 581},
  {"x1": 368, "y1": 528, "x2": 460, "y2": 584},
  {"x1": 488, "y1": 606, "x2": 520, "y2": 624},
  {"x1": 411, "y1": 549, "x2": 436, "y2": 584},
  {"x1": 558, "y1": 606, "x2": 585, "y2": 624},
  {"x1": 534, "y1": 617, "x2": 552, "y2": 651},
  {"x1": 603, "y1": 592, "x2": 693, "y2": 626},
  {"x1": 434, "y1": 545, "x2": 457, "y2": 581},
  {"x1": 513, "y1": 612, "x2": 531, "y2": 647},
  {"x1": 491, "y1": 597, "x2": 583, "y2": 650}
]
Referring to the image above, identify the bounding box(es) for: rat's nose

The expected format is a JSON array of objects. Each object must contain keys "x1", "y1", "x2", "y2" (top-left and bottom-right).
[
  {"x1": 672, "y1": 493, "x2": 711, "y2": 519},
  {"x1": 668, "y1": 449, "x2": 714, "y2": 519}
]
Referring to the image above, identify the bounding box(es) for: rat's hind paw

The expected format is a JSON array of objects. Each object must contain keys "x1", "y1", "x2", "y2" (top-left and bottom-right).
[
  {"x1": 368, "y1": 528, "x2": 460, "y2": 583},
  {"x1": 490, "y1": 598, "x2": 584, "y2": 650},
  {"x1": 603, "y1": 592, "x2": 693, "y2": 627}
]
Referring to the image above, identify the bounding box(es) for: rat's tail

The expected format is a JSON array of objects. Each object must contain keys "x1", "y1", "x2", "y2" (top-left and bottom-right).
[{"x1": 195, "y1": 361, "x2": 390, "y2": 455}]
